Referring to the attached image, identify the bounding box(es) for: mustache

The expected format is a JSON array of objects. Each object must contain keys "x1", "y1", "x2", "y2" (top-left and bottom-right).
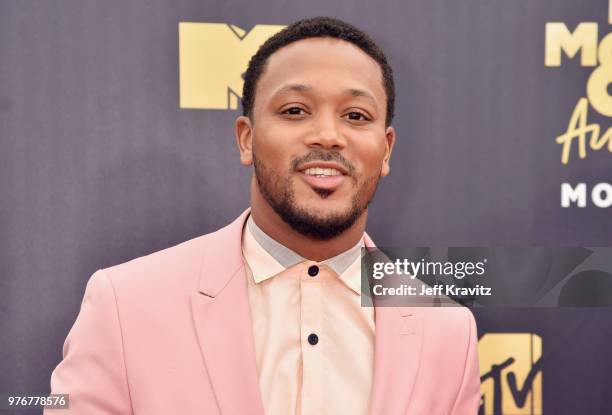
[{"x1": 291, "y1": 150, "x2": 355, "y2": 176}]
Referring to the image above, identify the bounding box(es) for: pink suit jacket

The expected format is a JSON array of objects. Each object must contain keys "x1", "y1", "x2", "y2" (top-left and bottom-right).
[{"x1": 47, "y1": 209, "x2": 480, "y2": 415}]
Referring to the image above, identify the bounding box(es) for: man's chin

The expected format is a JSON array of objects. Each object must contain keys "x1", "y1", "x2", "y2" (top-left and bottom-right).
[
  {"x1": 295, "y1": 208, "x2": 363, "y2": 231},
  {"x1": 295, "y1": 183, "x2": 350, "y2": 202},
  {"x1": 281, "y1": 204, "x2": 364, "y2": 240},
  {"x1": 293, "y1": 200, "x2": 352, "y2": 219}
]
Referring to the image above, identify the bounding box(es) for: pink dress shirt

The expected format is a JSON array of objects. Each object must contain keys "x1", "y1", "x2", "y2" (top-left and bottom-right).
[{"x1": 242, "y1": 218, "x2": 375, "y2": 415}]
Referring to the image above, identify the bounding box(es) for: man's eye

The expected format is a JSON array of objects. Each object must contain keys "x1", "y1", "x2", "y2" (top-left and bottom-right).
[
  {"x1": 282, "y1": 107, "x2": 306, "y2": 116},
  {"x1": 345, "y1": 111, "x2": 370, "y2": 121}
]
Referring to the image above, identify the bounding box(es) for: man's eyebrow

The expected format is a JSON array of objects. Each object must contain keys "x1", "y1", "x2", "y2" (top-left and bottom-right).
[
  {"x1": 342, "y1": 88, "x2": 378, "y2": 108},
  {"x1": 270, "y1": 84, "x2": 378, "y2": 108},
  {"x1": 271, "y1": 83, "x2": 312, "y2": 97}
]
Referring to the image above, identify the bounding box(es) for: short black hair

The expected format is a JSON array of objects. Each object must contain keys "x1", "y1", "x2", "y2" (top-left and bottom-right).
[{"x1": 241, "y1": 16, "x2": 395, "y2": 127}]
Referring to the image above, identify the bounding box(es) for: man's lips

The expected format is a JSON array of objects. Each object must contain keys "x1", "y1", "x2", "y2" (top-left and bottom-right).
[
  {"x1": 297, "y1": 161, "x2": 349, "y2": 176},
  {"x1": 296, "y1": 161, "x2": 349, "y2": 191},
  {"x1": 299, "y1": 171, "x2": 346, "y2": 191}
]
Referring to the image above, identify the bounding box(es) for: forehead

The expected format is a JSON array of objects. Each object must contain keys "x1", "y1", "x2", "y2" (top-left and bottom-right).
[{"x1": 254, "y1": 37, "x2": 386, "y2": 109}]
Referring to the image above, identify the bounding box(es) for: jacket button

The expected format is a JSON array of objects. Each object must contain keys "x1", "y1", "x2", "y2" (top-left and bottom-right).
[
  {"x1": 308, "y1": 333, "x2": 319, "y2": 345},
  {"x1": 308, "y1": 265, "x2": 319, "y2": 277}
]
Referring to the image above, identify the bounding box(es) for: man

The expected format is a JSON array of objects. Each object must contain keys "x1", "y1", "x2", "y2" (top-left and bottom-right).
[{"x1": 47, "y1": 17, "x2": 480, "y2": 415}]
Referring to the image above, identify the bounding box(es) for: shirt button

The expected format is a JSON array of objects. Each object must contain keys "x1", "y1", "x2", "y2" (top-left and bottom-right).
[
  {"x1": 308, "y1": 265, "x2": 319, "y2": 277},
  {"x1": 308, "y1": 333, "x2": 319, "y2": 345}
]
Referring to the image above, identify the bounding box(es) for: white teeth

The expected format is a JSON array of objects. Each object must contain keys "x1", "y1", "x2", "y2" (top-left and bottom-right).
[{"x1": 304, "y1": 167, "x2": 342, "y2": 177}]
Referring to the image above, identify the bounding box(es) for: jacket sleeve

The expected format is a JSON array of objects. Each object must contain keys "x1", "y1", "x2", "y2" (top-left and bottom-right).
[
  {"x1": 45, "y1": 270, "x2": 133, "y2": 414},
  {"x1": 450, "y1": 309, "x2": 481, "y2": 414}
]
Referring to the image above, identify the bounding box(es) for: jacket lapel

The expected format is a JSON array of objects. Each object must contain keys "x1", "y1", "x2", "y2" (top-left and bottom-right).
[
  {"x1": 190, "y1": 209, "x2": 265, "y2": 415},
  {"x1": 369, "y1": 306, "x2": 423, "y2": 414},
  {"x1": 364, "y1": 234, "x2": 424, "y2": 415}
]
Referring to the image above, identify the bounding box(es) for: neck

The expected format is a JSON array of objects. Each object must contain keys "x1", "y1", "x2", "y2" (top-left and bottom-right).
[{"x1": 249, "y1": 179, "x2": 367, "y2": 262}]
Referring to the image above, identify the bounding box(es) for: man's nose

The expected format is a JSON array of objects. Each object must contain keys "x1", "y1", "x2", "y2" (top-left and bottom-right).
[{"x1": 304, "y1": 112, "x2": 347, "y2": 150}]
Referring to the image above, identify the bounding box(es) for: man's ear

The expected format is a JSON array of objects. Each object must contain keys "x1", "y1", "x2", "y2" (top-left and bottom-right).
[
  {"x1": 235, "y1": 116, "x2": 254, "y2": 166},
  {"x1": 380, "y1": 125, "x2": 396, "y2": 177}
]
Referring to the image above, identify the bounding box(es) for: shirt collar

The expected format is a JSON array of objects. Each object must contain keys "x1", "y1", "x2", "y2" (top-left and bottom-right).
[{"x1": 242, "y1": 214, "x2": 364, "y2": 294}]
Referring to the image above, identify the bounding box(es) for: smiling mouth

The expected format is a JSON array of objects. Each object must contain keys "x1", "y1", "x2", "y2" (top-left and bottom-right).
[
  {"x1": 298, "y1": 167, "x2": 346, "y2": 192},
  {"x1": 303, "y1": 167, "x2": 344, "y2": 177}
]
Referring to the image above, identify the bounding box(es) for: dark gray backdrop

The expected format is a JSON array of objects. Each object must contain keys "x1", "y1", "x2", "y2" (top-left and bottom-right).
[{"x1": 1, "y1": 0, "x2": 611, "y2": 414}]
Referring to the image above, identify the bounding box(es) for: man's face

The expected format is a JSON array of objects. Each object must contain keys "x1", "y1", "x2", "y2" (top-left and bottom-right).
[{"x1": 237, "y1": 37, "x2": 395, "y2": 239}]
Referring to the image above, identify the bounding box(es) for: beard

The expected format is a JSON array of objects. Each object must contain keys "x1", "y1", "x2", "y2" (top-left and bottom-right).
[{"x1": 252, "y1": 149, "x2": 381, "y2": 240}]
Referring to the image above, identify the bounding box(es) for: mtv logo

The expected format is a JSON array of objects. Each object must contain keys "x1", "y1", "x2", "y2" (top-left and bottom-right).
[
  {"x1": 479, "y1": 333, "x2": 543, "y2": 415},
  {"x1": 179, "y1": 22, "x2": 285, "y2": 110}
]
